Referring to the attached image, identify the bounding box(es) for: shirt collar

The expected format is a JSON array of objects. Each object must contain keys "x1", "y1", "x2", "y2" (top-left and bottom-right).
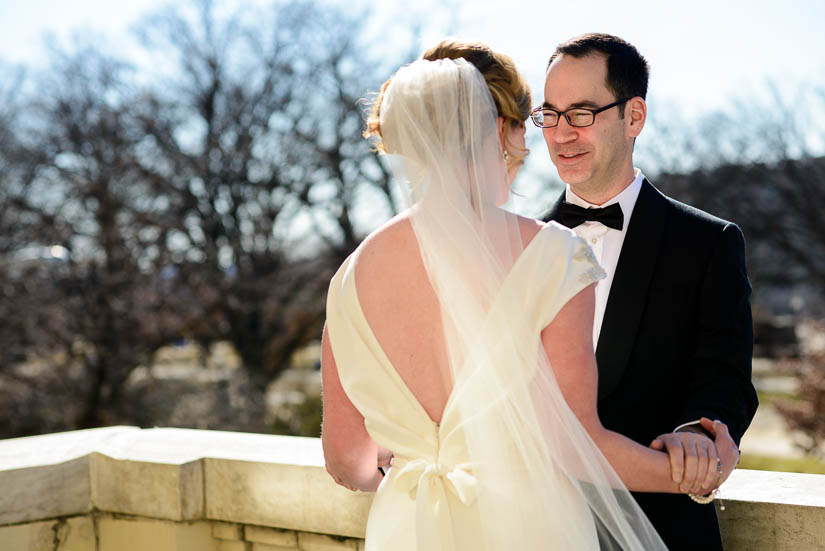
[{"x1": 564, "y1": 169, "x2": 645, "y2": 232}]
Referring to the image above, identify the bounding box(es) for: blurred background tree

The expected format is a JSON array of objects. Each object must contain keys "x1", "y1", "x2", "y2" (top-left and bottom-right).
[
  {"x1": 0, "y1": 0, "x2": 413, "y2": 436},
  {"x1": 0, "y1": 45, "x2": 182, "y2": 431},
  {"x1": 0, "y1": 0, "x2": 823, "y2": 462},
  {"x1": 646, "y1": 90, "x2": 825, "y2": 464}
]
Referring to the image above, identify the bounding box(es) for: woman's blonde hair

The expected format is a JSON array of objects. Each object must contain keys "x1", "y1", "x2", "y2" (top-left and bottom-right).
[{"x1": 364, "y1": 39, "x2": 532, "y2": 165}]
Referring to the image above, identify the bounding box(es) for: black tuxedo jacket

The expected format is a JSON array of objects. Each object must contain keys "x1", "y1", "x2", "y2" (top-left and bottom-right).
[{"x1": 543, "y1": 179, "x2": 758, "y2": 550}]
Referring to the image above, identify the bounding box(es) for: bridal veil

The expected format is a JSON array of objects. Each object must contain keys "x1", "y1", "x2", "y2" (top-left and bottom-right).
[{"x1": 367, "y1": 58, "x2": 667, "y2": 550}]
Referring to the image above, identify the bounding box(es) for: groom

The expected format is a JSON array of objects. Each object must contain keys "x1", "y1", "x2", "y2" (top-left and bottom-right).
[{"x1": 538, "y1": 34, "x2": 758, "y2": 550}]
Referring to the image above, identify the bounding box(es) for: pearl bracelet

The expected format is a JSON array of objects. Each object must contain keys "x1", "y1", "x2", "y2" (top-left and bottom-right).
[
  {"x1": 689, "y1": 456, "x2": 725, "y2": 504},
  {"x1": 688, "y1": 489, "x2": 718, "y2": 504}
]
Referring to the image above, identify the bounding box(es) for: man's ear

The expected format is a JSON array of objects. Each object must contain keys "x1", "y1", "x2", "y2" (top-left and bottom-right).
[{"x1": 626, "y1": 97, "x2": 646, "y2": 138}]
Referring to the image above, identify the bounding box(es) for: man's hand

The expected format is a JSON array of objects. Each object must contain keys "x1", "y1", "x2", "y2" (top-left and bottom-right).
[
  {"x1": 650, "y1": 428, "x2": 720, "y2": 495},
  {"x1": 700, "y1": 417, "x2": 739, "y2": 485}
]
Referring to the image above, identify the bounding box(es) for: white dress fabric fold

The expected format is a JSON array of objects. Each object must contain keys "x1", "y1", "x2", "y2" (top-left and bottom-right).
[{"x1": 327, "y1": 223, "x2": 605, "y2": 551}]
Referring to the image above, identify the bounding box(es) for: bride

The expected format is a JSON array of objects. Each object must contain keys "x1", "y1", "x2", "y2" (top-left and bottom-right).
[{"x1": 321, "y1": 54, "x2": 721, "y2": 550}]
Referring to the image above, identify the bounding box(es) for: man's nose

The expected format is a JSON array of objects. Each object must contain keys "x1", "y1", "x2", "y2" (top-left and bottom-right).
[{"x1": 553, "y1": 117, "x2": 578, "y2": 143}]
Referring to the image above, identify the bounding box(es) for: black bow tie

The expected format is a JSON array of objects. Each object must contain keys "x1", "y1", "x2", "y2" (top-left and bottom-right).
[{"x1": 557, "y1": 201, "x2": 624, "y2": 230}]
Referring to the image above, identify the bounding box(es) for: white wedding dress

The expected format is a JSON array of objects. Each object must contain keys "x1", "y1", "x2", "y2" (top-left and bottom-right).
[
  {"x1": 327, "y1": 223, "x2": 606, "y2": 550},
  {"x1": 324, "y1": 58, "x2": 667, "y2": 551}
]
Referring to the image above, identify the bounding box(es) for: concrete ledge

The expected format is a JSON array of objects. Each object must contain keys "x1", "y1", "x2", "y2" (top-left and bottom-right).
[
  {"x1": 91, "y1": 453, "x2": 204, "y2": 521},
  {"x1": 0, "y1": 427, "x2": 823, "y2": 550},
  {"x1": 717, "y1": 469, "x2": 825, "y2": 550},
  {"x1": 97, "y1": 517, "x2": 217, "y2": 551},
  {"x1": 0, "y1": 455, "x2": 91, "y2": 525},
  {"x1": 0, "y1": 516, "x2": 95, "y2": 551},
  {"x1": 204, "y1": 457, "x2": 371, "y2": 538},
  {"x1": 0, "y1": 427, "x2": 371, "y2": 537},
  {"x1": 718, "y1": 468, "x2": 825, "y2": 507}
]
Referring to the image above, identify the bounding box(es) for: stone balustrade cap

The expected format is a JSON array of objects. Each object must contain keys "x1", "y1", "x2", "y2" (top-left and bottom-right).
[
  {"x1": 0, "y1": 426, "x2": 324, "y2": 468},
  {"x1": 1, "y1": 427, "x2": 824, "y2": 546}
]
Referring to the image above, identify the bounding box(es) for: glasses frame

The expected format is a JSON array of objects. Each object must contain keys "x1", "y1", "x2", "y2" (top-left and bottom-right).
[{"x1": 530, "y1": 98, "x2": 632, "y2": 128}]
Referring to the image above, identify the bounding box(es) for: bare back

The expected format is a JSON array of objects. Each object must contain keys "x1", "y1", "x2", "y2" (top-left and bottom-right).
[{"x1": 354, "y1": 212, "x2": 544, "y2": 424}]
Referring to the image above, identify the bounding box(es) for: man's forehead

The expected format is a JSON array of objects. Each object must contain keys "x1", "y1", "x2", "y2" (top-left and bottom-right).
[
  {"x1": 544, "y1": 55, "x2": 609, "y2": 104},
  {"x1": 546, "y1": 59, "x2": 606, "y2": 88}
]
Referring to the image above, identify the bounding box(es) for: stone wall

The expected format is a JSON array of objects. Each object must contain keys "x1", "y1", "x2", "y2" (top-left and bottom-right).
[
  {"x1": 0, "y1": 515, "x2": 367, "y2": 551},
  {"x1": 0, "y1": 427, "x2": 823, "y2": 550}
]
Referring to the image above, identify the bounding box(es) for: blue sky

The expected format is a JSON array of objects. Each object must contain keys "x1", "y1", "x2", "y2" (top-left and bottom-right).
[
  {"x1": 2, "y1": 0, "x2": 823, "y2": 216},
  {"x1": 3, "y1": 0, "x2": 823, "y2": 111}
]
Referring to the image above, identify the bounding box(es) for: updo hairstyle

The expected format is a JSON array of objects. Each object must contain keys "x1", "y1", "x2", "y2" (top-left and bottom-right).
[{"x1": 364, "y1": 39, "x2": 532, "y2": 166}]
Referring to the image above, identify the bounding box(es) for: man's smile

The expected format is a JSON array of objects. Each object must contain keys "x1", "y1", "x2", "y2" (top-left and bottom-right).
[{"x1": 555, "y1": 151, "x2": 590, "y2": 164}]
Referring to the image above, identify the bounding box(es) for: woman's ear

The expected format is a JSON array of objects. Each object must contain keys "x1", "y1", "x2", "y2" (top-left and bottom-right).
[{"x1": 496, "y1": 116, "x2": 506, "y2": 146}]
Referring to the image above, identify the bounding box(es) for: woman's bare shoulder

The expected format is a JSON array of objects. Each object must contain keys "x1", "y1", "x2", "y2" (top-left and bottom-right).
[
  {"x1": 354, "y1": 212, "x2": 416, "y2": 276},
  {"x1": 514, "y1": 215, "x2": 546, "y2": 248}
]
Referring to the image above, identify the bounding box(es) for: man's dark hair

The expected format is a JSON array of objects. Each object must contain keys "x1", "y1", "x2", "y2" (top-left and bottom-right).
[{"x1": 548, "y1": 33, "x2": 649, "y2": 116}]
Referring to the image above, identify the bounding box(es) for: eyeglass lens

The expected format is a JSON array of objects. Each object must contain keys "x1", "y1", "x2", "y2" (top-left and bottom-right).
[{"x1": 533, "y1": 109, "x2": 594, "y2": 128}]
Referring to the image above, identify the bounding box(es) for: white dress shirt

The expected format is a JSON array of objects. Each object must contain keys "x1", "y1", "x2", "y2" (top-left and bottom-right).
[
  {"x1": 566, "y1": 170, "x2": 706, "y2": 435},
  {"x1": 565, "y1": 169, "x2": 644, "y2": 349}
]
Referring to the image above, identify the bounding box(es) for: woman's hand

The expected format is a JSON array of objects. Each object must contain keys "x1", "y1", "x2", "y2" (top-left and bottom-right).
[{"x1": 650, "y1": 429, "x2": 720, "y2": 495}]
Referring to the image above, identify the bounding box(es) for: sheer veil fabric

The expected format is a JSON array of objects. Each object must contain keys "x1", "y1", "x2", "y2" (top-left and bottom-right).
[{"x1": 338, "y1": 59, "x2": 667, "y2": 550}]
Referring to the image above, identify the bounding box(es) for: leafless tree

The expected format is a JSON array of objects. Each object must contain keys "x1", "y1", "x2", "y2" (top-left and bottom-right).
[
  {"x1": 774, "y1": 350, "x2": 825, "y2": 458},
  {"x1": 648, "y1": 84, "x2": 825, "y2": 307},
  {"x1": 645, "y1": 85, "x2": 825, "y2": 457},
  {"x1": 0, "y1": 45, "x2": 189, "y2": 432},
  {"x1": 130, "y1": 0, "x2": 405, "y2": 393},
  {"x1": 0, "y1": 0, "x2": 420, "y2": 437}
]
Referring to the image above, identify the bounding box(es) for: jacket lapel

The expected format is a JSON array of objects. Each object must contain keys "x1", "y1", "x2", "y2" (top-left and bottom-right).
[
  {"x1": 595, "y1": 179, "x2": 668, "y2": 399},
  {"x1": 542, "y1": 180, "x2": 668, "y2": 399}
]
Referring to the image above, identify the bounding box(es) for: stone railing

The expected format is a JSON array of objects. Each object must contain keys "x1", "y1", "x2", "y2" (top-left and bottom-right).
[{"x1": 0, "y1": 427, "x2": 823, "y2": 550}]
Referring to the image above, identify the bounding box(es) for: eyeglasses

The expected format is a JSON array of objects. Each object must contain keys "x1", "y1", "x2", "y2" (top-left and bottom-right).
[{"x1": 530, "y1": 98, "x2": 631, "y2": 128}]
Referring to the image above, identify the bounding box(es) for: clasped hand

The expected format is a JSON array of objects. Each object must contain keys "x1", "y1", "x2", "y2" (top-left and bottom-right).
[{"x1": 650, "y1": 417, "x2": 739, "y2": 495}]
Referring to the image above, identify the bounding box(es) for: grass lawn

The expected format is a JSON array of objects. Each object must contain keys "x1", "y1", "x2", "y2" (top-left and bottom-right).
[{"x1": 739, "y1": 453, "x2": 825, "y2": 475}]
